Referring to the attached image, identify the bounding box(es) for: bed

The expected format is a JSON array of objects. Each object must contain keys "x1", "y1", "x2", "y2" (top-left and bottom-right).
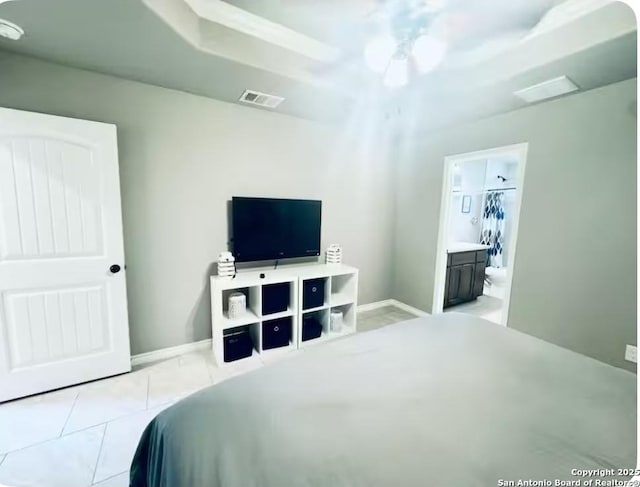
[{"x1": 130, "y1": 313, "x2": 636, "y2": 487}]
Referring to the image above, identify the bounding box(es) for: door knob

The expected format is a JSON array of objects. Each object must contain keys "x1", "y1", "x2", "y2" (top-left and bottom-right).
[{"x1": 110, "y1": 264, "x2": 121, "y2": 274}]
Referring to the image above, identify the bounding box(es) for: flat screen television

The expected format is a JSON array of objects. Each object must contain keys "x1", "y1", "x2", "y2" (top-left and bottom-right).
[{"x1": 231, "y1": 197, "x2": 322, "y2": 263}]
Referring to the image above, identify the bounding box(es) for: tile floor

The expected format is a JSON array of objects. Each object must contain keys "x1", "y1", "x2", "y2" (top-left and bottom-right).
[
  {"x1": 357, "y1": 305, "x2": 421, "y2": 332},
  {"x1": 0, "y1": 305, "x2": 418, "y2": 487},
  {"x1": 443, "y1": 273, "x2": 505, "y2": 324},
  {"x1": 444, "y1": 294, "x2": 503, "y2": 324}
]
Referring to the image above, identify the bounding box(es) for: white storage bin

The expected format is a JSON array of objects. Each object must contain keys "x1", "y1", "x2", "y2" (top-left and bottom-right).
[
  {"x1": 228, "y1": 292, "x2": 246, "y2": 319},
  {"x1": 330, "y1": 310, "x2": 344, "y2": 332}
]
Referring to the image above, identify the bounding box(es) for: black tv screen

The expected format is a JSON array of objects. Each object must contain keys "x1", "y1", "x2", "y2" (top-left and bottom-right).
[{"x1": 231, "y1": 197, "x2": 322, "y2": 262}]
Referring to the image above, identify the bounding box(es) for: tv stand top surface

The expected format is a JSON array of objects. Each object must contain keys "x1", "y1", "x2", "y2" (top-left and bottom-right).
[{"x1": 211, "y1": 263, "x2": 357, "y2": 289}]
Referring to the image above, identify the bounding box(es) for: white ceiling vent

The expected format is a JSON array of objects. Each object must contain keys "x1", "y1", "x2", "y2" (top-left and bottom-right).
[
  {"x1": 239, "y1": 90, "x2": 284, "y2": 108},
  {"x1": 514, "y1": 76, "x2": 579, "y2": 103}
]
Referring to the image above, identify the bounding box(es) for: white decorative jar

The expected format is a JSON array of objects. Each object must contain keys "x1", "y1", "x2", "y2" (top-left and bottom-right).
[
  {"x1": 326, "y1": 244, "x2": 342, "y2": 264},
  {"x1": 218, "y1": 251, "x2": 235, "y2": 279},
  {"x1": 228, "y1": 292, "x2": 246, "y2": 319},
  {"x1": 330, "y1": 310, "x2": 344, "y2": 332}
]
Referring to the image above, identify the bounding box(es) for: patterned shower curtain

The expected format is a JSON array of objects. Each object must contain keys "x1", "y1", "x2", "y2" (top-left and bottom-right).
[{"x1": 480, "y1": 191, "x2": 505, "y2": 268}]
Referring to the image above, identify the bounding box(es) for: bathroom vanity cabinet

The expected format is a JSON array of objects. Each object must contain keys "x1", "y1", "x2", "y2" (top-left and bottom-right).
[{"x1": 444, "y1": 245, "x2": 489, "y2": 308}]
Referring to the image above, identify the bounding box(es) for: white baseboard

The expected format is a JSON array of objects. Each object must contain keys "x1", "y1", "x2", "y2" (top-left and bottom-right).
[
  {"x1": 357, "y1": 299, "x2": 429, "y2": 317},
  {"x1": 131, "y1": 300, "x2": 428, "y2": 367},
  {"x1": 356, "y1": 299, "x2": 395, "y2": 312},
  {"x1": 388, "y1": 299, "x2": 429, "y2": 317},
  {"x1": 131, "y1": 338, "x2": 212, "y2": 367}
]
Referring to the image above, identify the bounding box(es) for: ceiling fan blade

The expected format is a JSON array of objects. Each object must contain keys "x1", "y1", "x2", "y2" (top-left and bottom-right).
[
  {"x1": 442, "y1": 29, "x2": 531, "y2": 68},
  {"x1": 309, "y1": 50, "x2": 364, "y2": 77},
  {"x1": 310, "y1": 0, "x2": 564, "y2": 79},
  {"x1": 429, "y1": 0, "x2": 560, "y2": 50},
  {"x1": 364, "y1": 0, "x2": 445, "y2": 25}
]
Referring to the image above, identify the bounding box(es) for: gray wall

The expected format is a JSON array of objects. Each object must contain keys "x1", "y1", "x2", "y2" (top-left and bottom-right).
[
  {"x1": 393, "y1": 78, "x2": 637, "y2": 371},
  {"x1": 0, "y1": 50, "x2": 635, "y2": 371},
  {"x1": 0, "y1": 51, "x2": 395, "y2": 355}
]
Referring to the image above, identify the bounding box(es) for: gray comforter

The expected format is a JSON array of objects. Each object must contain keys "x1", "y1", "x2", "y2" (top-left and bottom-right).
[{"x1": 131, "y1": 313, "x2": 636, "y2": 487}]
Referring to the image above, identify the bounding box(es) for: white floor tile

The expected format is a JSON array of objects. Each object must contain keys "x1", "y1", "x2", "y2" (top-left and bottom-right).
[
  {"x1": 132, "y1": 357, "x2": 179, "y2": 373},
  {"x1": 147, "y1": 360, "x2": 212, "y2": 409},
  {"x1": 0, "y1": 386, "x2": 78, "y2": 454},
  {"x1": 63, "y1": 371, "x2": 149, "y2": 435},
  {"x1": 444, "y1": 294, "x2": 504, "y2": 324},
  {"x1": 261, "y1": 347, "x2": 305, "y2": 365},
  {"x1": 178, "y1": 349, "x2": 214, "y2": 367},
  {"x1": 94, "y1": 404, "x2": 169, "y2": 484},
  {"x1": 481, "y1": 309, "x2": 503, "y2": 324},
  {"x1": 94, "y1": 471, "x2": 129, "y2": 487},
  {"x1": 208, "y1": 353, "x2": 264, "y2": 384},
  {"x1": 0, "y1": 424, "x2": 104, "y2": 487}
]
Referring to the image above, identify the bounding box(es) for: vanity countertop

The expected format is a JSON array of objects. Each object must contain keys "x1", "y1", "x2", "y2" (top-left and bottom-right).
[{"x1": 447, "y1": 242, "x2": 491, "y2": 253}]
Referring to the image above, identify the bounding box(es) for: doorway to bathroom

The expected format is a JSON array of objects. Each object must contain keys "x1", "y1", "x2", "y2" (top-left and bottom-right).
[{"x1": 432, "y1": 144, "x2": 528, "y2": 326}]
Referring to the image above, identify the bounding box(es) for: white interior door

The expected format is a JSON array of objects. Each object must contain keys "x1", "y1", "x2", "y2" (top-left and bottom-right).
[{"x1": 0, "y1": 107, "x2": 130, "y2": 402}]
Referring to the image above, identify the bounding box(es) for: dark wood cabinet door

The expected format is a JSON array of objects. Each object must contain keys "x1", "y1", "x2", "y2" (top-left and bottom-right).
[
  {"x1": 457, "y1": 263, "x2": 475, "y2": 302},
  {"x1": 473, "y1": 262, "x2": 486, "y2": 298},
  {"x1": 446, "y1": 263, "x2": 474, "y2": 306},
  {"x1": 447, "y1": 266, "x2": 461, "y2": 305},
  {"x1": 445, "y1": 250, "x2": 489, "y2": 308},
  {"x1": 444, "y1": 264, "x2": 451, "y2": 305}
]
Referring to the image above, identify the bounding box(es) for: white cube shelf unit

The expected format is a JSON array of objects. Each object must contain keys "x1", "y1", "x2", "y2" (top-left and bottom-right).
[
  {"x1": 211, "y1": 264, "x2": 358, "y2": 366},
  {"x1": 211, "y1": 271, "x2": 298, "y2": 367},
  {"x1": 298, "y1": 265, "x2": 359, "y2": 349}
]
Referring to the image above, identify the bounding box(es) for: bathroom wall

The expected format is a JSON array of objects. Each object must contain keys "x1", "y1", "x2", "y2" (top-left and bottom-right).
[
  {"x1": 448, "y1": 157, "x2": 518, "y2": 265},
  {"x1": 485, "y1": 158, "x2": 518, "y2": 189},
  {"x1": 449, "y1": 160, "x2": 486, "y2": 243},
  {"x1": 485, "y1": 159, "x2": 518, "y2": 266}
]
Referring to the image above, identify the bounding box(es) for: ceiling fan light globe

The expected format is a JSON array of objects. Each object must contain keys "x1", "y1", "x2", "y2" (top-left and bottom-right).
[
  {"x1": 412, "y1": 34, "x2": 447, "y2": 73},
  {"x1": 364, "y1": 34, "x2": 396, "y2": 73},
  {"x1": 0, "y1": 18, "x2": 24, "y2": 41},
  {"x1": 383, "y1": 57, "x2": 409, "y2": 88}
]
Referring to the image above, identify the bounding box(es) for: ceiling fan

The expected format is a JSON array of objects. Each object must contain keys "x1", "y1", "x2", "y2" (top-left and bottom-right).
[{"x1": 330, "y1": 0, "x2": 563, "y2": 88}]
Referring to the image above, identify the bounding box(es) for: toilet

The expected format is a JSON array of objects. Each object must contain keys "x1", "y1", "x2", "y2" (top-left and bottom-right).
[
  {"x1": 484, "y1": 267, "x2": 508, "y2": 299},
  {"x1": 485, "y1": 266, "x2": 507, "y2": 284}
]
